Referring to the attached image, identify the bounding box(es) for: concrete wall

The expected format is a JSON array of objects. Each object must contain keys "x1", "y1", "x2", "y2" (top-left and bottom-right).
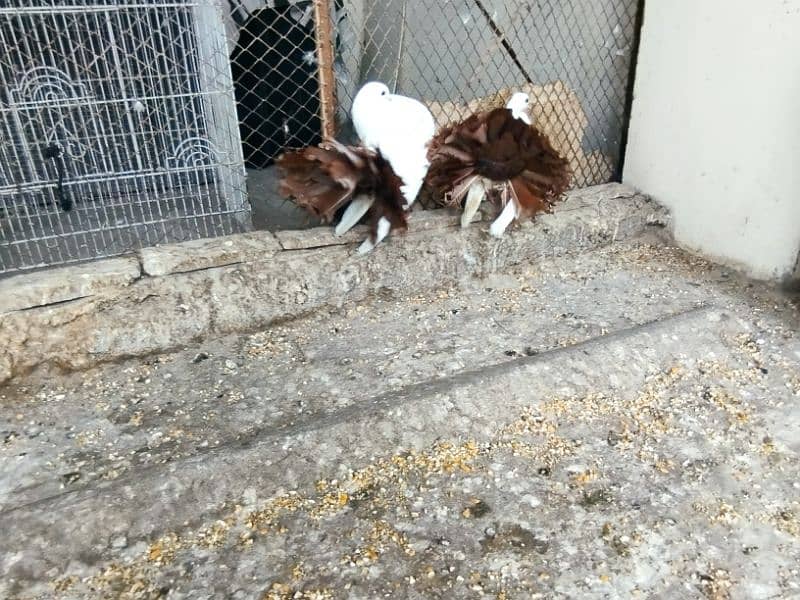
[{"x1": 623, "y1": 0, "x2": 800, "y2": 281}]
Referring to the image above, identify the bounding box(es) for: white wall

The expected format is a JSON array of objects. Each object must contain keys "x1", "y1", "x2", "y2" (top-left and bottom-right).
[{"x1": 623, "y1": 0, "x2": 800, "y2": 280}]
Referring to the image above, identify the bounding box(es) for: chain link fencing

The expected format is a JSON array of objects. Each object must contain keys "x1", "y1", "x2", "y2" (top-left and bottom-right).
[
  {"x1": 229, "y1": 0, "x2": 640, "y2": 172},
  {"x1": 0, "y1": 0, "x2": 641, "y2": 274},
  {"x1": 336, "y1": 0, "x2": 640, "y2": 186},
  {"x1": 228, "y1": 0, "x2": 641, "y2": 225}
]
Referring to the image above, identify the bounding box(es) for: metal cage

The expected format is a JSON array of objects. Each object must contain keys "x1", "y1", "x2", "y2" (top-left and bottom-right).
[{"x1": 0, "y1": 0, "x2": 249, "y2": 274}]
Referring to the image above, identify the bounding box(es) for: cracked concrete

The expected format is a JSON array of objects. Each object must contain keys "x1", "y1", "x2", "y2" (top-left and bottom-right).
[{"x1": 1, "y1": 235, "x2": 799, "y2": 599}]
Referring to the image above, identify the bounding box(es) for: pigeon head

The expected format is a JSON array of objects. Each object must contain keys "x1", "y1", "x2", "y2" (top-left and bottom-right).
[
  {"x1": 506, "y1": 92, "x2": 532, "y2": 125},
  {"x1": 351, "y1": 81, "x2": 393, "y2": 149},
  {"x1": 355, "y1": 81, "x2": 391, "y2": 105}
]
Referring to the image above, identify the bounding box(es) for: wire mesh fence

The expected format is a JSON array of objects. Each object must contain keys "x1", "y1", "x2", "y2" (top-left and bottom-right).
[
  {"x1": 228, "y1": 0, "x2": 641, "y2": 184},
  {"x1": 0, "y1": 0, "x2": 248, "y2": 275},
  {"x1": 0, "y1": 0, "x2": 641, "y2": 275}
]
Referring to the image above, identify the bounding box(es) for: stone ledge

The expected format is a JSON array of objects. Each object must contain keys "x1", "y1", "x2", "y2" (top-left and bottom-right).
[
  {"x1": 139, "y1": 230, "x2": 281, "y2": 277},
  {"x1": 0, "y1": 257, "x2": 141, "y2": 315},
  {"x1": 274, "y1": 207, "x2": 485, "y2": 251},
  {"x1": 0, "y1": 184, "x2": 668, "y2": 383}
]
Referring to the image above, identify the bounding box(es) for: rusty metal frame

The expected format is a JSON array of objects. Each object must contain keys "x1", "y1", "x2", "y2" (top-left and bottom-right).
[{"x1": 312, "y1": 0, "x2": 336, "y2": 140}]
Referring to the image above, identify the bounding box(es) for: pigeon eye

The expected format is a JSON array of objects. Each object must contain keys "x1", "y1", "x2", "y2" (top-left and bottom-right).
[{"x1": 381, "y1": 90, "x2": 387, "y2": 96}]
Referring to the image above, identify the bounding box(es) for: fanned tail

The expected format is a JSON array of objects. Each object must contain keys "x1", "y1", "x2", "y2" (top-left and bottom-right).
[
  {"x1": 425, "y1": 117, "x2": 483, "y2": 207},
  {"x1": 426, "y1": 107, "x2": 571, "y2": 220},
  {"x1": 510, "y1": 127, "x2": 571, "y2": 218},
  {"x1": 277, "y1": 140, "x2": 408, "y2": 245},
  {"x1": 367, "y1": 156, "x2": 409, "y2": 240},
  {"x1": 277, "y1": 141, "x2": 370, "y2": 222}
]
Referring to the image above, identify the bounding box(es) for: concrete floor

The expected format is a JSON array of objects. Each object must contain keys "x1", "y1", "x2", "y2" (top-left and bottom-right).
[{"x1": 1, "y1": 235, "x2": 800, "y2": 599}]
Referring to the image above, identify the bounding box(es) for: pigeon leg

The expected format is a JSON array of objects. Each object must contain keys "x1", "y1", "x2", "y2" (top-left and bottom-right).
[
  {"x1": 357, "y1": 216, "x2": 392, "y2": 254},
  {"x1": 489, "y1": 198, "x2": 518, "y2": 238},
  {"x1": 461, "y1": 179, "x2": 485, "y2": 228},
  {"x1": 335, "y1": 195, "x2": 374, "y2": 237}
]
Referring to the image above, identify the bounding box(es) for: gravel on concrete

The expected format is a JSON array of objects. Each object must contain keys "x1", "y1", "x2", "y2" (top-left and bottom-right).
[{"x1": 1, "y1": 234, "x2": 799, "y2": 599}]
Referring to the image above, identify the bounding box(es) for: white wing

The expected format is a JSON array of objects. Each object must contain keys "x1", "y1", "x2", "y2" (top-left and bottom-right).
[
  {"x1": 378, "y1": 140, "x2": 429, "y2": 207},
  {"x1": 351, "y1": 86, "x2": 435, "y2": 207},
  {"x1": 352, "y1": 100, "x2": 383, "y2": 149},
  {"x1": 384, "y1": 94, "x2": 435, "y2": 146},
  {"x1": 378, "y1": 94, "x2": 435, "y2": 206}
]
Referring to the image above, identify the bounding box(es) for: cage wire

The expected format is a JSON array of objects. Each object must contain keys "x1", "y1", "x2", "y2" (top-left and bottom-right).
[
  {"x1": 0, "y1": 0, "x2": 640, "y2": 274},
  {"x1": 0, "y1": 0, "x2": 248, "y2": 275}
]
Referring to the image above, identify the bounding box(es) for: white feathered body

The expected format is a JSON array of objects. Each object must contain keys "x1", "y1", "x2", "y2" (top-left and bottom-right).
[
  {"x1": 351, "y1": 86, "x2": 385, "y2": 150},
  {"x1": 351, "y1": 83, "x2": 435, "y2": 207}
]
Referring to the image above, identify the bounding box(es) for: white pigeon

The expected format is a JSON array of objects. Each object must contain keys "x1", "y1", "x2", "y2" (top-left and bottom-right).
[
  {"x1": 337, "y1": 81, "x2": 435, "y2": 254},
  {"x1": 350, "y1": 81, "x2": 389, "y2": 151}
]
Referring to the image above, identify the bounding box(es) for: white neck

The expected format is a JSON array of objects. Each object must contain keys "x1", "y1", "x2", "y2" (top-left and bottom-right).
[{"x1": 510, "y1": 107, "x2": 532, "y2": 125}]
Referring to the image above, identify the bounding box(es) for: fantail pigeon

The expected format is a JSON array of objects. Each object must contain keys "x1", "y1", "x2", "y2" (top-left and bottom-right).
[
  {"x1": 276, "y1": 140, "x2": 407, "y2": 249},
  {"x1": 340, "y1": 82, "x2": 435, "y2": 252},
  {"x1": 278, "y1": 81, "x2": 434, "y2": 254},
  {"x1": 426, "y1": 92, "x2": 571, "y2": 237}
]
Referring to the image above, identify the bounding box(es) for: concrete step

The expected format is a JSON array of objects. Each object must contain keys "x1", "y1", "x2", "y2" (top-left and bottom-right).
[
  {"x1": 0, "y1": 184, "x2": 666, "y2": 384},
  {"x1": 1, "y1": 239, "x2": 713, "y2": 514},
  {"x1": 2, "y1": 239, "x2": 799, "y2": 599}
]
